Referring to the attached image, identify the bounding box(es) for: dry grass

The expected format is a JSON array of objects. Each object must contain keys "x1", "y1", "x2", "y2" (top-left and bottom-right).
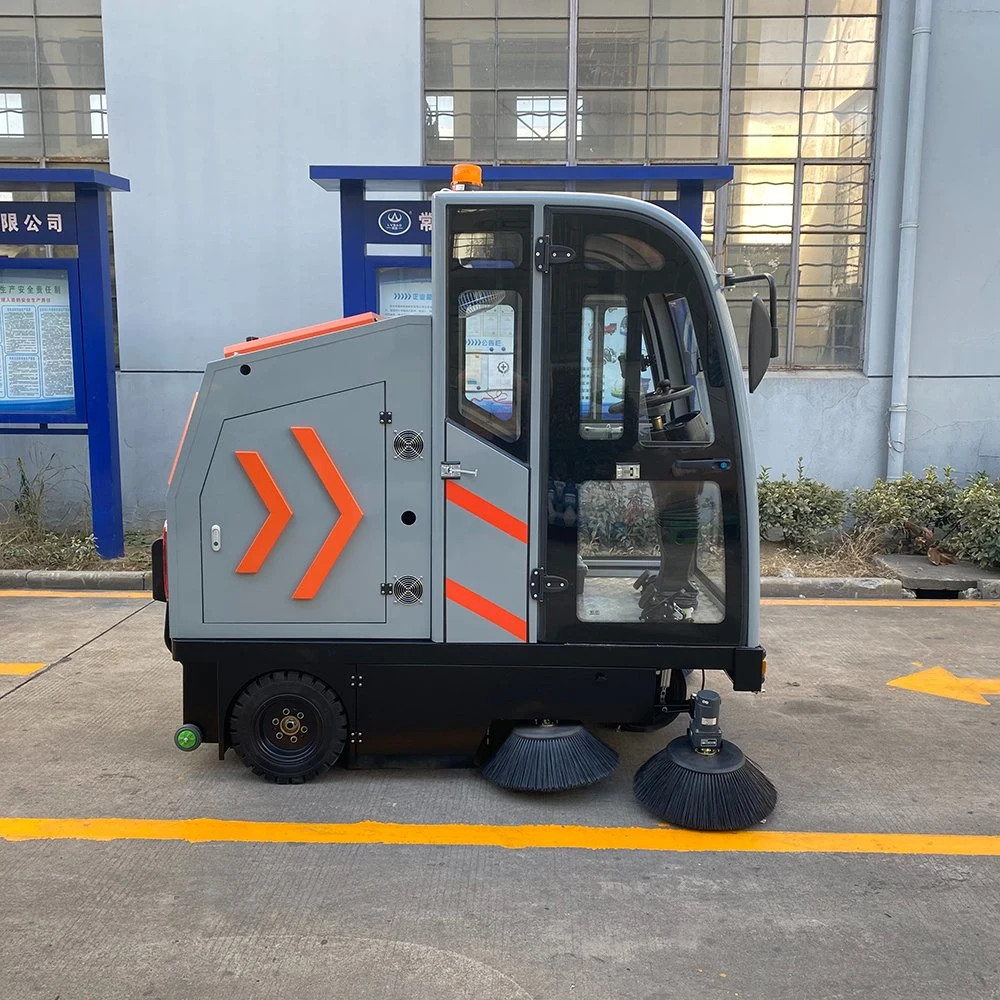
[
  {"x1": 0, "y1": 454, "x2": 155, "y2": 572},
  {"x1": 761, "y1": 528, "x2": 885, "y2": 578},
  {"x1": 0, "y1": 521, "x2": 156, "y2": 571}
]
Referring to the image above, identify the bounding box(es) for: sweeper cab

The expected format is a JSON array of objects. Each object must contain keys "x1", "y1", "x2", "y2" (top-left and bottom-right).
[{"x1": 154, "y1": 164, "x2": 780, "y2": 830}]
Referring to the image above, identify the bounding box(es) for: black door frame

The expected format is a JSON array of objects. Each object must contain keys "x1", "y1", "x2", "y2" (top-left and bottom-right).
[{"x1": 538, "y1": 206, "x2": 747, "y2": 647}]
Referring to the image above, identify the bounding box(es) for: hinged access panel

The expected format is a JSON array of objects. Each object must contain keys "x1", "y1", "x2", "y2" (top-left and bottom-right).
[{"x1": 200, "y1": 384, "x2": 386, "y2": 626}]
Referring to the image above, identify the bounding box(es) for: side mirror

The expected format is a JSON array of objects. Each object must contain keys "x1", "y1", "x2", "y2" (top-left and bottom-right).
[
  {"x1": 748, "y1": 294, "x2": 772, "y2": 393},
  {"x1": 723, "y1": 270, "x2": 779, "y2": 393}
]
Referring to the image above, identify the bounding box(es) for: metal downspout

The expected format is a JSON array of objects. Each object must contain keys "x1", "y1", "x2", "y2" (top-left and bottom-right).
[{"x1": 887, "y1": 0, "x2": 933, "y2": 479}]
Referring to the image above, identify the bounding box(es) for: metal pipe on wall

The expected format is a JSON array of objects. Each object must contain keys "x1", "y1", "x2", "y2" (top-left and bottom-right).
[{"x1": 887, "y1": 0, "x2": 933, "y2": 479}]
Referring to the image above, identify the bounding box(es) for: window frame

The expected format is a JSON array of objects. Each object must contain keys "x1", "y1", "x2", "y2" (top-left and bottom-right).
[{"x1": 446, "y1": 204, "x2": 533, "y2": 462}]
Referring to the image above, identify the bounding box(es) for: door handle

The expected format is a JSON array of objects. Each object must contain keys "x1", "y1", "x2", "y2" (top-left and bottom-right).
[
  {"x1": 440, "y1": 462, "x2": 479, "y2": 480},
  {"x1": 671, "y1": 459, "x2": 733, "y2": 475}
]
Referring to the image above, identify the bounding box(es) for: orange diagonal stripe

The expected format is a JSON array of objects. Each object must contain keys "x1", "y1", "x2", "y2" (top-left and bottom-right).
[
  {"x1": 445, "y1": 480, "x2": 528, "y2": 543},
  {"x1": 292, "y1": 426, "x2": 364, "y2": 600},
  {"x1": 234, "y1": 451, "x2": 293, "y2": 574},
  {"x1": 445, "y1": 578, "x2": 527, "y2": 642}
]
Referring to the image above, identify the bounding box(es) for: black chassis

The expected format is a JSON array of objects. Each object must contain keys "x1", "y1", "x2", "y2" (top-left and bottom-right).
[{"x1": 169, "y1": 630, "x2": 766, "y2": 767}]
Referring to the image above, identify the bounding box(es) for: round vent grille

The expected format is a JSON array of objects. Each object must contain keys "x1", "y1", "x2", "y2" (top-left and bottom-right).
[
  {"x1": 393, "y1": 576, "x2": 424, "y2": 605},
  {"x1": 393, "y1": 429, "x2": 424, "y2": 461}
]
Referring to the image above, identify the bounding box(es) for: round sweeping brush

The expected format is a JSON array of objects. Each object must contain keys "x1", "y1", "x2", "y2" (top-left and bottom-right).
[
  {"x1": 633, "y1": 691, "x2": 776, "y2": 831},
  {"x1": 481, "y1": 722, "x2": 619, "y2": 792}
]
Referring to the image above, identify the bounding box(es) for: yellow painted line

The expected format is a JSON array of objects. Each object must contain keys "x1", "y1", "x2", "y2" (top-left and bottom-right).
[
  {"x1": 0, "y1": 590, "x2": 151, "y2": 599},
  {"x1": 762, "y1": 598, "x2": 1000, "y2": 608},
  {"x1": 0, "y1": 817, "x2": 998, "y2": 856},
  {"x1": 0, "y1": 591, "x2": 995, "y2": 608},
  {"x1": 0, "y1": 662, "x2": 46, "y2": 676}
]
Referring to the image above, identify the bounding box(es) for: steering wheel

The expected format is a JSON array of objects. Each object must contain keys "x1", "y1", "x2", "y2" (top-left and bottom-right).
[
  {"x1": 607, "y1": 381, "x2": 694, "y2": 415},
  {"x1": 643, "y1": 380, "x2": 695, "y2": 416}
]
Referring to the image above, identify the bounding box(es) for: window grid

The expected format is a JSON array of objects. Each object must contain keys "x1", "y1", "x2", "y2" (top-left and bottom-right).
[
  {"x1": 0, "y1": 12, "x2": 108, "y2": 163},
  {"x1": 0, "y1": 8, "x2": 114, "y2": 353},
  {"x1": 89, "y1": 91, "x2": 106, "y2": 139},
  {"x1": 0, "y1": 92, "x2": 25, "y2": 137},
  {"x1": 423, "y1": 0, "x2": 879, "y2": 369}
]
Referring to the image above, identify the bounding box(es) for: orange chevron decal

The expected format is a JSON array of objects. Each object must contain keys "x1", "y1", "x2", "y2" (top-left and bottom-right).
[
  {"x1": 446, "y1": 480, "x2": 528, "y2": 543},
  {"x1": 234, "y1": 451, "x2": 294, "y2": 574},
  {"x1": 291, "y1": 426, "x2": 364, "y2": 600},
  {"x1": 445, "y1": 578, "x2": 527, "y2": 642}
]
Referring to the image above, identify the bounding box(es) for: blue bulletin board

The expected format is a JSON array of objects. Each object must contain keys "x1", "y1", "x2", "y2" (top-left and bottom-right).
[
  {"x1": 0, "y1": 258, "x2": 84, "y2": 422},
  {"x1": 309, "y1": 164, "x2": 734, "y2": 318},
  {"x1": 0, "y1": 168, "x2": 129, "y2": 557}
]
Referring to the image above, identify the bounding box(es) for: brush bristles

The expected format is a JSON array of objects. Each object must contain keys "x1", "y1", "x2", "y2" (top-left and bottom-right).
[
  {"x1": 482, "y1": 725, "x2": 619, "y2": 792},
  {"x1": 634, "y1": 746, "x2": 777, "y2": 831}
]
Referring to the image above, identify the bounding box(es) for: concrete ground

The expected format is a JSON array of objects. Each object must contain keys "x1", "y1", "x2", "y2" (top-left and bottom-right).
[{"x1": 0, "y1": 592, "x2": 998, "y2": 1000}]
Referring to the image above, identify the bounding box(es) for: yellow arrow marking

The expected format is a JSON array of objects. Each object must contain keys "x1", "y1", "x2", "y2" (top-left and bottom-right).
[
  {"x1": 888, "y1": 664, "x2": 1000, "y2": 705},
  {"x1": 0, "y1": 662, "x2": 46, "y2": 675}
]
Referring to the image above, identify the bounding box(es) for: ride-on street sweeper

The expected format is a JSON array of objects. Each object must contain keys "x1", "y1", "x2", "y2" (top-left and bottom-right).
[{"x1": 153, "y1": 164, "x2": 780, "y2": 830}]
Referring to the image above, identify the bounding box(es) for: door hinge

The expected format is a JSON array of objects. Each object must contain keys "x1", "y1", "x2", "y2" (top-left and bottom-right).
[
  {"x1": 530, "y1": 566, "x2": 570, "y2": 601},
  {"x1": 379, "y1": 410, "x2": 392, "y2": 425},
  {"x1": 380, "y1": 582, "x2": 392, "y2": 596},
  {"x1": 534, "y1": 235, "x2": 576, "y2": 274}
]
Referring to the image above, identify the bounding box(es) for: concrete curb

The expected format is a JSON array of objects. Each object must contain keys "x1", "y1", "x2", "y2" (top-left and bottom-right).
[
  {"x1": 0, "y1": 569, "x2": 914, "y2": 600},
  {"x1": 0, "y1": 569, "x2": 151, "y2": 591},
  {"x1": 760, "y1": 576, "x2": 907, "y2": 599}
]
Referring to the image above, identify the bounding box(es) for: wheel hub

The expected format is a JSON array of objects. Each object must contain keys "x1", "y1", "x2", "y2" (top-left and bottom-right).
[
  {"x1": 255, "y1": 696, "x2": 319, "y2": 759},
  {"x1": 270, "y1": 707, "x2": 309, "y2": 743}
]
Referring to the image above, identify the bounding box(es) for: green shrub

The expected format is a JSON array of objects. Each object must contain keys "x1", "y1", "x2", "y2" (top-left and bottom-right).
[
  {"x1": 757, "y1": 460, "x2": 846, "y2": 550},
  {"x1": 578, "y1": 481, "x2": 659, "y2": 556},
  {"x1": 950, "y1": 474, "x2": 1000, "y2": 570},
  {"x1": 848, "y1": 466, "x2": 960, "y2": 553}
]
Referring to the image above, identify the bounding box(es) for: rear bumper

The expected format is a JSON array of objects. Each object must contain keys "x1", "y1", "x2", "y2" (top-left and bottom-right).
[{"x1": 151, "y1": 538, "x2": 166, "y2": 603}]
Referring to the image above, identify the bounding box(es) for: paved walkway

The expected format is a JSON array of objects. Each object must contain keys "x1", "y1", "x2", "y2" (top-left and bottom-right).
[{"x1": 1, "y1": 593, "x2": 997, "y2": 999}]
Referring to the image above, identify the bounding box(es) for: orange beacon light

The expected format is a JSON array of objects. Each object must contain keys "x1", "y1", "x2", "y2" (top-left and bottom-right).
[{"x1": 451, "y1": 163, "x2": 483, "y2": 191}]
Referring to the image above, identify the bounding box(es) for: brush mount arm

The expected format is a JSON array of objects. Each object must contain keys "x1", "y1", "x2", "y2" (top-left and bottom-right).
[{"x1": 688, "y1": 690, "x2": 722, "y2": 753}]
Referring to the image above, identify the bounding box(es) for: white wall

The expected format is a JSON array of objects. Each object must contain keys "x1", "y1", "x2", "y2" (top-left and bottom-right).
[
  {"x1": 103, "y1": 0, "x2": 423, "y2": 373},
  {"x1": 95, "y1": 0, "x2": 424, "y2": 525},
  {"x1": 748, "y1": 374, "x2": 889, "y2": 488},
  {"x1": 908, "y1": 1, "x2": 1000, "y2": 379}
]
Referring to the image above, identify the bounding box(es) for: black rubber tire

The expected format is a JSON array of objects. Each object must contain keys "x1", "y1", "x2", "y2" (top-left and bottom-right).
[{"x1": 229, "y1": 670, "x2": 348, "y2": 784}]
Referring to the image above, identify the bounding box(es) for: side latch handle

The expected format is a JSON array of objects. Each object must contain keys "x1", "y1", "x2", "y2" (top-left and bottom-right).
[{"x1": 440, "y1": 462, "x2": 478, "y2": 480}]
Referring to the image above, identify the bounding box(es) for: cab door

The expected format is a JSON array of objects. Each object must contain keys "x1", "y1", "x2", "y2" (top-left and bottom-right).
[
  {"x1": 540, "y1": 207, "x2": 748, "y2": 647},
  {"x1": 441, "y1": 203, "x2": 534, "y2": 643}
]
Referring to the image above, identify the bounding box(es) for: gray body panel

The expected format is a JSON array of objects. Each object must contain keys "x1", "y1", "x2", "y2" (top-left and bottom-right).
[
  {"x1": 444, "y1": 422, "x2": 529, "y2": 643},
  {"x1": 169, "y1": 191, "x2": 757, "y2": 650},
  {"x1": 167, "y1": 316, "x2": 433, "y2": 641}
]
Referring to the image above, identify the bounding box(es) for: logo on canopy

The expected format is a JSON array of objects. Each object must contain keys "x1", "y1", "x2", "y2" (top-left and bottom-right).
[{"x1": 377, "y1": 209, "x2": 412, "y2": 236}]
